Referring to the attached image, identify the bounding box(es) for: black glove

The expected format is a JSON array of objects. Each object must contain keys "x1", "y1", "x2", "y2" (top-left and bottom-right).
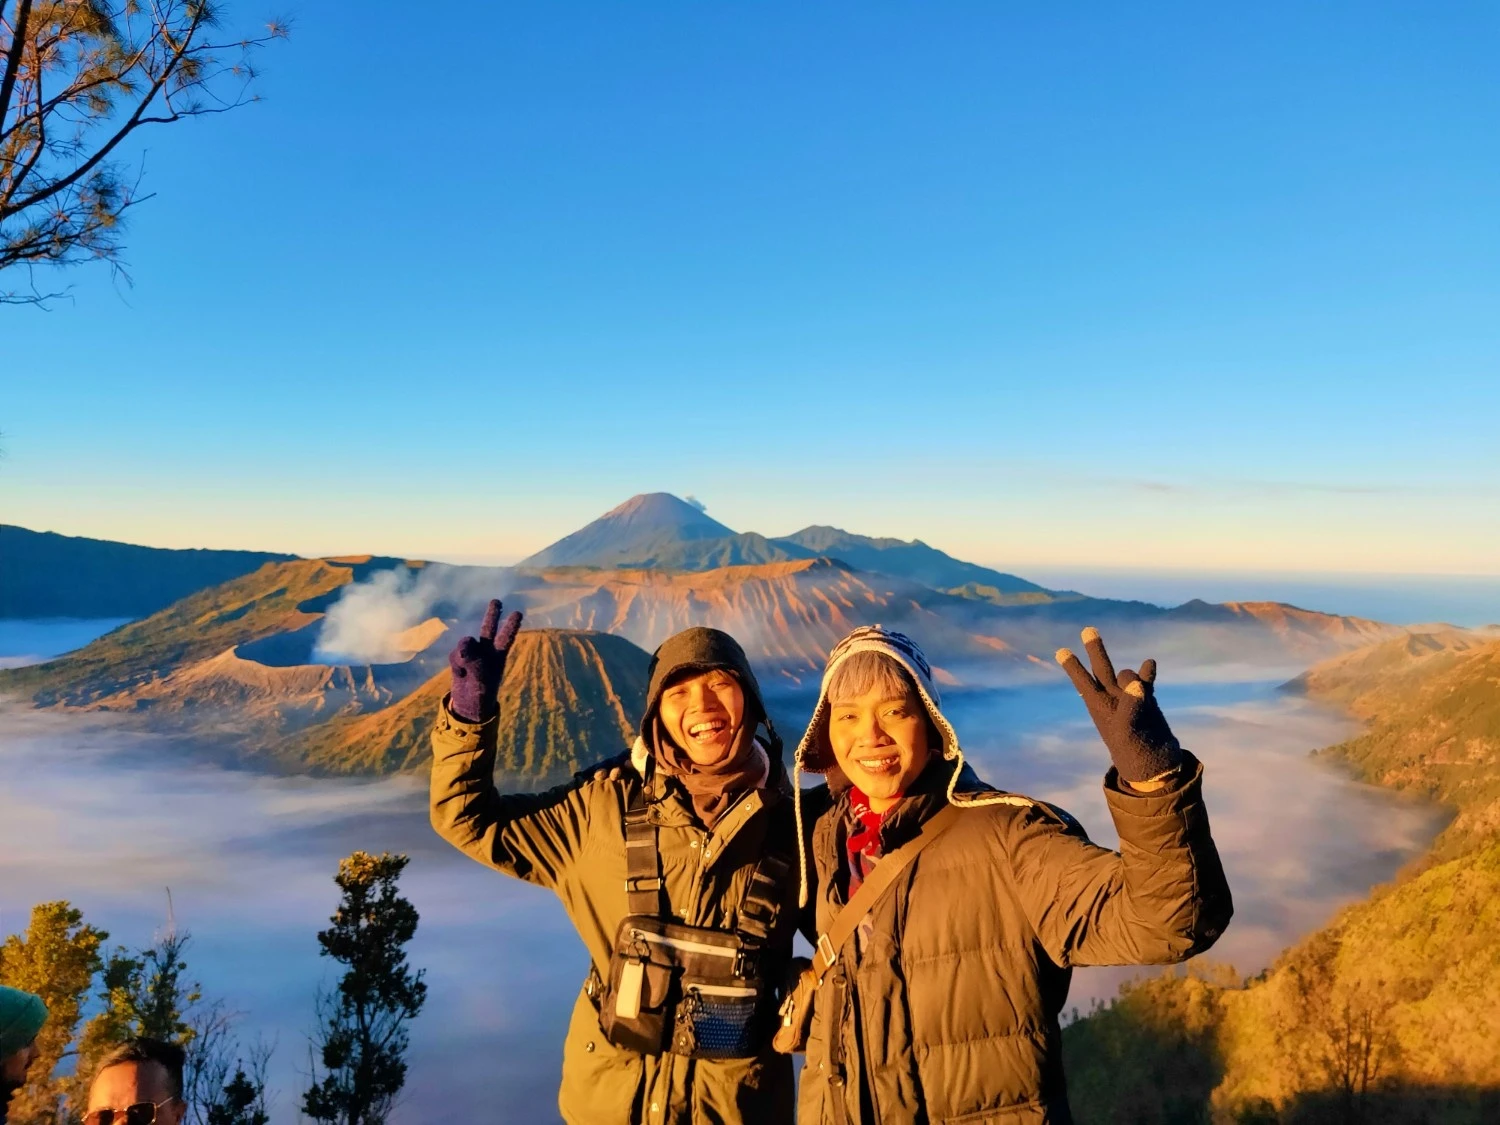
[
  {"x1": 1055, "y1": 627, "x2": 1182, "y2": 785},
  {"x1": 447, "y1": 598, "x2": 523, "y2": 722}
]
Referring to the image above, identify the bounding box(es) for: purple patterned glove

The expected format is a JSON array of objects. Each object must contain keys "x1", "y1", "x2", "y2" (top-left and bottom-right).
[
  {"x1": 447, "y1": 598, "x2": 523, "y2": 723},
  {"x1": 1055, "y1": 627, "x2": 1183, "y2": 784}
]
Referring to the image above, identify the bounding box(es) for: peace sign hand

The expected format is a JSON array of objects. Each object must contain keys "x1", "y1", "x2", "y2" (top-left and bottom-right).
[
  {"x1": 447, "y1": 598, "x2": 524, "y2": 723},
  {"x1": 1055, "y1": 627, "x2": 1182, "y2": 785}
]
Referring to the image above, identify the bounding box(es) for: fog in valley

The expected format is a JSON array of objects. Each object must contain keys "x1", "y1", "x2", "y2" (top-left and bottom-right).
[{"x1": 0, "y1": 620, "x2": 1448, "y2": 1122}]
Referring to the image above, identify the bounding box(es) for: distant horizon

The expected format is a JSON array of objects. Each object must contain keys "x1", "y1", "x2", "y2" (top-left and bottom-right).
[{"x1": 8, "y1": 511, "x2": 1500, "y2": 581}]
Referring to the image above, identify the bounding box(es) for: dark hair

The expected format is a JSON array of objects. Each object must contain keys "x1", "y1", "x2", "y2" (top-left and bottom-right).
[{"x1": 93, "y1": 1037, "x2": 185, "y2": 1100}]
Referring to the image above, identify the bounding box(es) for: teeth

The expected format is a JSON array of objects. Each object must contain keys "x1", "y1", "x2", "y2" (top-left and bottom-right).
[{"x1": 689, "y1": 720, "x2": 727, "y2": 737}]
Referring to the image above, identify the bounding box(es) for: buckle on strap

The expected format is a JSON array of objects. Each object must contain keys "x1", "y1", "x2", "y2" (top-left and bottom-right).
[
  {"x1": 626, "y1": 875, "x2": 663, "y2": 894},
  {"x1": 817, "y1": 933, "x2": 838, "y2": 972}
]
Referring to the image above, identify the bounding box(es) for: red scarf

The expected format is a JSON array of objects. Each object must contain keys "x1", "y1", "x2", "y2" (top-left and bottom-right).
[{"x1": 846, "y1": 786, "x2": 889, "y2": 896}]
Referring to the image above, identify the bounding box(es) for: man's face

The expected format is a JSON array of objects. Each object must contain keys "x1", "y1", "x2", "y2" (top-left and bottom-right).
[
  {"x1": 0, "y1": 1040, "x2": 38, "y2": 1086},
  {"x1": 828, "y1": 683, "x2": 931, "y2": 812},
  {"x1": 657, "y1": 669, "x2": 746, "y2": 766},
  {"x1": 86, "y1": 1062, "x2": 184, "y2": 1125}
]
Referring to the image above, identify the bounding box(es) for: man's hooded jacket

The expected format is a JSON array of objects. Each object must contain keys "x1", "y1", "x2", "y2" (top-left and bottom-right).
[
  {"x1": 430, "y1": 627, "x2": 805, "y2": 1125},
  {"x1": 793, "y1": 626, "x2": 1232, "y2": 1125}
]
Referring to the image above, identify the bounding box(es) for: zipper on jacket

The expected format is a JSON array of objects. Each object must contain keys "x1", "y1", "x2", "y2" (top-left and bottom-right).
[{"x1": 629, "y1": 929, "x2": 736, "y2": 959}]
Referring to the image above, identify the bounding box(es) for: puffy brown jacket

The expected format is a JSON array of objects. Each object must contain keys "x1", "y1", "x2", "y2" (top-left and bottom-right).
[
  {"x1": 797, "y1": 753, "x2": 1231, "y2": 1125},
  {"x1": 431, "y1": 700, "x2": 806, "y2": 1125}
]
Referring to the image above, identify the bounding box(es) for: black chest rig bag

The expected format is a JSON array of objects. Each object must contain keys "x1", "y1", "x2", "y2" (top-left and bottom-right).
[{"x1": 587, "y1": 784, "x2": 792, "y2": 1060}]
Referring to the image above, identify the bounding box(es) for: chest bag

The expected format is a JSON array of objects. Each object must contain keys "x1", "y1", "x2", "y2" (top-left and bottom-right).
[{"x1": 587, "y1": 784, "x2": 793, "y2": 1060}]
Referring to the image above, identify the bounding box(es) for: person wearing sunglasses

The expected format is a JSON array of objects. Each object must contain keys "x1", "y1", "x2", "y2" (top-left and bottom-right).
[
  {"x1": 0, "y1": 985, "x2": 48, "y2": 1125},
  {"x1": 83, "y1": 1038, "x2": 186, "y2": 1125}
]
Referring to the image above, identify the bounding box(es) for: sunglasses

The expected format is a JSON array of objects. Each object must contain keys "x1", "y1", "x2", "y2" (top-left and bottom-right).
[{"x1": 83, "y1": 1098, "x2": 175, "y2": 1125}]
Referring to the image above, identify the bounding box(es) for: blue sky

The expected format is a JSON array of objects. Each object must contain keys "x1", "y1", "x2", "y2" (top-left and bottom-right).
[{"x1": 4, "y1": 2, "x2": 1497, "y2": 574}]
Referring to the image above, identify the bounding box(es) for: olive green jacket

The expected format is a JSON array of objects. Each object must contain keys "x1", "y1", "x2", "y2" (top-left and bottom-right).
[
  {"x1": 430, "y1": 697, "x2": 804, "y2": 1125},
  {"x1": 798, "y1": 753, "x2": 1231, "y2": 1125}
]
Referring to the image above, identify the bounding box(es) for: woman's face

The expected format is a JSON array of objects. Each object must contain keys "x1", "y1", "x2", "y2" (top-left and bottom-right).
[
  {"x1": 828, "y1": 683, "x2": 931, "y2": 812},
  {"x1": 658, "y1": 669, "x2": 746, "y2": 766}
]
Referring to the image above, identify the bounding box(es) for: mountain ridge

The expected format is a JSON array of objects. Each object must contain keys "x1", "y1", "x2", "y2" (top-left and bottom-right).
[{"x1": 1, "y1": 525, "x2": 296, "y2": 619}]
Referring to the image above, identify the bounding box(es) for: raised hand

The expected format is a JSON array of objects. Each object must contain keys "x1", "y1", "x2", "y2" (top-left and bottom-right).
[
  {"x1": 1055, "y1": 627, "x2": 1182, "y2": 785},
  {"x1": 447, "y1": 598, "x2": 524, "y2": 722}
]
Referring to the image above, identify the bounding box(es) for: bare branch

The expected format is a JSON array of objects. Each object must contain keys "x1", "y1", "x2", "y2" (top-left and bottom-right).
[
  {"x1": 0, "y1": 0, "x2": 286, "y2": 297},
  {"x1": 0, "y1": 0, "x2": 35, "y2": 130}
]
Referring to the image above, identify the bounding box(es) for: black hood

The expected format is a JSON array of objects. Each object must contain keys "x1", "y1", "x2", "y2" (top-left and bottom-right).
[{"x1": 641, "y1": 627, "x2": 778, "y2": 753}]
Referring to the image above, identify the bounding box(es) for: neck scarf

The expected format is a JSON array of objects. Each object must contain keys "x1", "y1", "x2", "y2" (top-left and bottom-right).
[
  {"x1": 653, "y1": 718, "x2": 770, "y2": 829},
  {"x1": 846, "y1": 786, "x2": 892, "y2": 896}
]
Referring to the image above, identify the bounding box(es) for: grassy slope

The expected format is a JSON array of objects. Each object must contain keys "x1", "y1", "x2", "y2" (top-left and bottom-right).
[
  {"x1": 1063, "y1": 630, "x2": 1500, "y2": 1123},
  {"x1": 0, "y1": 559, "x2": 351, "y2": 704},
  {"x1": 273, "y1": 629, "x2": 651, "y2": 786}
]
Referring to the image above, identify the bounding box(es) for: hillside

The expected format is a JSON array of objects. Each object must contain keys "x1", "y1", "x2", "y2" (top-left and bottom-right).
[
  {"x1": 772, "y1": 525, "x2": 1052, "y2": 598},
  {"x1": 1294, "y1": 629, "x2": 1500, "y2": 862},
  {"x1": 0, "y1": 555, "x2": 418, "y2": 706},
  {"x1": 1063, "y1": 630, "x2": 1500, "y2": 1123},
  {"x1": 508, "y1": 557, "x2": 1040, "y2": 683},
  {"x1": 275, "y1": 629, "x2": 651, "y2": 784},
  {"x1": 3, "y1": 553, "x2": 1406, "y2": 736},
  {"x1": 0, "y1": 525, "x2": 295, "y2": 619}
]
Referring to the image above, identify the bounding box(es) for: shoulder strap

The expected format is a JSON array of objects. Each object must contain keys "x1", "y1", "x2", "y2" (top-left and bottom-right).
[
  {"x1": 623, "y1": 782, "x2": 664, "y2": 915},
  {"x1": 810, "y1": 803, "x2": 962, "y2": 983}
]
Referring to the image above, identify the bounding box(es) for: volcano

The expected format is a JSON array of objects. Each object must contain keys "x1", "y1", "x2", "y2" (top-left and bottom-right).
[
  {"x1": 519, "y1": 493, "x2": 737, "y2": 569},
  {"x1": 277, "y1": 628, "x2": 652, "y2": 784}
]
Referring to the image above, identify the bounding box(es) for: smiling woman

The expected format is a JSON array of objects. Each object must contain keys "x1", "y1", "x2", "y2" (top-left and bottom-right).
[{"x1": 825, "y1": 651, "x2": 938, "y2": 811}]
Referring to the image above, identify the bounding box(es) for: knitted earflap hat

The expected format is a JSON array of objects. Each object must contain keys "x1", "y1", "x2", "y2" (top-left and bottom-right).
[{"x1": 0, "y1": 985, "x2": 46, "y2": 1058}]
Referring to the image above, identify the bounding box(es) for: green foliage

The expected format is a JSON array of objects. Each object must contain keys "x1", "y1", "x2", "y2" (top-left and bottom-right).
[
  {"x1": 203, "y1": 1065, "x2": 269, "y2": 1125},
  {"x1": 303, "y1": 852, "x2": 427, "y2": 1125},
  {"x1": 0, "y1": 903, "x2": 269, "y2": 1125}
]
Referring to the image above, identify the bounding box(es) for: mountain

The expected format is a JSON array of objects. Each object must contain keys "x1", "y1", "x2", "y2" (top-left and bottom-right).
[
  {"x1": 585, "y1": 531, "x2": 817, "y2": 571},
  {"x1": 1064, "y1": 629, "x2": 1500, "y2": 1122},
  {"x1": 275, "y1": 629, "x2": 651, "y2": 784},
  {"x1": 771, "y1": 525, "x2": 1054, "y2": 600},
  {"x1": 517, "y1": 496, "x2": 1066, "y2": 603},
  {"x1": 4, "y1": 554, "x2": 1405, "y2": 728},
  {"x1": 0, "y1": 525, "x2": 296, "y2": 619},
  {"x1": 508, "y1": 557, "x2": 1041, "y2": 684},
  {"x1": 518, "y1": 493, "x2": 736, "y2": 568}
]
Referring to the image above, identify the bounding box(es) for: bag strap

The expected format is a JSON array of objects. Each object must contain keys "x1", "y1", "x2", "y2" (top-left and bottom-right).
[
  {"x1": 810, "y1": 803, "x2": 963, "y2": 984},
  {"x1": 624, "y1": 782, "x2": 664, "y2": 915}
]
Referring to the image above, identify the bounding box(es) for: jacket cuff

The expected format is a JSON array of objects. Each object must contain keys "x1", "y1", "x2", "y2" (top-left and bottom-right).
[
  {"x1": 1103, "y1": 750, "x2": 1204, "y2": 813},
  {"x1": 435, "y1": 693, "x2": 497, "y2": 748}
]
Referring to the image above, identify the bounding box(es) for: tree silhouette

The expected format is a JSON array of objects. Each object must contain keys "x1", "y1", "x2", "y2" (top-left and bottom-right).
[
  {"x1": 0, "y1": 1, "x2": 289, "y2": 305},
  {"x1": 303, "y1": 852, "x2": 427, "y2": 1125}
]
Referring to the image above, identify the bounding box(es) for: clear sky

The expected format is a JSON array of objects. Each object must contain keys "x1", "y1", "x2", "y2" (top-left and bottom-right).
[{"x1": 3, "y1": 1, "x2": 1497, "y2": 575}]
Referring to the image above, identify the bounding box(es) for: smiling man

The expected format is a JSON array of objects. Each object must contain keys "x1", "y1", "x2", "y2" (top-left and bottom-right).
[
  {"x1": 431, "y1": 608, "x2": 807, "y2": 1124},
  {"x1": 790, "y1": 625, "x2": 1233, "y2": 1125}
]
